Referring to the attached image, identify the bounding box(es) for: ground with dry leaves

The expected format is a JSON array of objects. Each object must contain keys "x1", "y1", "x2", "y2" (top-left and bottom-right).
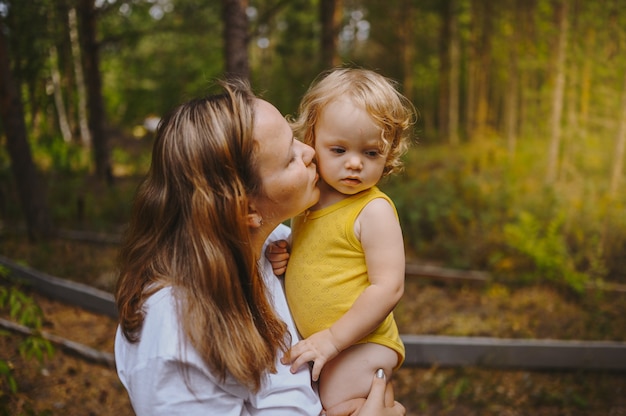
[{"x1": 2, "y1": 270, "x2": 626, "y2": 415}]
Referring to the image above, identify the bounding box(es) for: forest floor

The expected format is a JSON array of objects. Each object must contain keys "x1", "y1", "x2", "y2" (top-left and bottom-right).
[{"x1": 1, "y1": 236, "x2": 626, "y2": 415}]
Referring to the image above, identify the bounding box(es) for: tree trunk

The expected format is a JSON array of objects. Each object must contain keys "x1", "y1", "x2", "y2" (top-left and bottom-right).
[
  {"x1": 438, "y1": 0, "x2": 451, "y2": 140},
  {"x1": 69, "y1": 6, "x2": 91, "y2": 147},
  {"x1": 399, "y1": 0, "x2": 415, "y2": 102},
  {"x1": 448, "y1": 0, "x2": 460, "y2": 145},
  {"x1": 466, "y1": 0, "x2": 492, "y2": 140},
  {"x1": 49, "y1": 46, "x2": 73, "y2": 143},
  {"x1": 78, "y1": 0, "x2": 112, "y2": 185},
  {"x1": 472, "y1": 0, "x2": 492, "y2": 139},
  {"x1": 579, "y1": 28, "x2": 594, "y2": 137},
  {"x1": 504, "y1": 66, "x2": 519, "y2": 156},
  {"x1": 222, "y1": 0, "x2": 250, "y2": 80},
  {"x1": 504, "y1": 1, "x2": 520, "y2": 156},
  {"x1": 609, "y1": 71, "x2": 626, "y2": 198},
  {"x1": 546, "y1": 0, "x2": 569, "y2": 185},
  {"x1": 465, "y1": 53, "x2": 476, "y2": 139},
  {"x1": 320, "y1": 0, "x2": 341, "y2": 69},
  {"x1": 0, "y1": 26, "x2": 54, "y2": 241}
]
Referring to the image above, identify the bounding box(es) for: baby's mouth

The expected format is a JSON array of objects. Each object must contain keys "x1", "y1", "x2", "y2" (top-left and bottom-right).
[{"x1": 341, "y1": 177, "x2": 361, "y2": 185}]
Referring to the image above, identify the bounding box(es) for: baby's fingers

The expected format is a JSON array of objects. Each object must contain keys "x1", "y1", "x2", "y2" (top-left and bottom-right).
[
  {"x1": 267, "y1": 251, "x2": 289, "y2": 262},
  {"x1": 310, "y1": 357, "x2": 327, "y2": 382},
  {"x1": 273, "y1": 265, "x2": 287, "y2": 276},
  {"x1": 289, "y1": 351, "x2": 313, "y2": 373},
  {"x1": 266, "y1": 240, "x2": 290, "y2": 276},
  {"x1": 286, "y1": 349, "x2": 319, "y2": 377},
  {"x1": 268, "y1": 239, "x2": 289, "y2": 254}
]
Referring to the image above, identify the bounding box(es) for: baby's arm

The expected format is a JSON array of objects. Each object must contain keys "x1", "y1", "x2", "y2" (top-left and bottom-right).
[{"x1": 283, "y1": 198, "x2": 405, "y2": 381}]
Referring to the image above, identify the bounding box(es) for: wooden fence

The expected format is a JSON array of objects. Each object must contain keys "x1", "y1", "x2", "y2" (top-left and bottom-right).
[{"x1": 1, "y1": 254, "x2": 625, "y2": 372}]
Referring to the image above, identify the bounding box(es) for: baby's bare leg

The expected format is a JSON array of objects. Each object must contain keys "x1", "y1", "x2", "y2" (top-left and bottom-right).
[{"x1": 319, "y1": 343, "x2": 398, "y2": 413}]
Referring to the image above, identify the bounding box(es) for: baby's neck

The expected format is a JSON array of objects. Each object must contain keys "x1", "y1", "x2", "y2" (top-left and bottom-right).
[
  {"x1": 313, "y1": 181, "x2": 370, "y2": 210},
  {"x1": 313, "y1": 191, "x2": 345, "y2": 210}
]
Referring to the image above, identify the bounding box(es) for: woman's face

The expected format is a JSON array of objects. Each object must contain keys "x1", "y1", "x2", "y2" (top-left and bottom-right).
[{"x1": 251, "y1": 99, "x2": 319, "y2": 225}]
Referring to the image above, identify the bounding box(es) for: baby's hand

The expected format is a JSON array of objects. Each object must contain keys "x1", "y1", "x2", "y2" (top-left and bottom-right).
[
  {"x1": 265, "y1": 239, "x2": 290, "y2": 276},
  {"x1": 281, "y1": 329, "x2": 340, "y2": 382}
]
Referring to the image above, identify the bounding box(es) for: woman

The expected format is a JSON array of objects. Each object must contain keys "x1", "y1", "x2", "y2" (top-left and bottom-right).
[{"x1": 114, "y1": 79, "x2": 405, "y2": 416}]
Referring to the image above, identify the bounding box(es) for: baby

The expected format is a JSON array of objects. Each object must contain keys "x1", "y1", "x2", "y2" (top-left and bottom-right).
[{"x1": 270, "y1": 67, "x2": 416, "y2": 415}]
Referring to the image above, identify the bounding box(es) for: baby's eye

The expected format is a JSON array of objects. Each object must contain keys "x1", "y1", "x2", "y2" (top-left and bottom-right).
[
  {"x1": 365, "y1": 150, "x2": 380, "y2": 157},
  {"x1": 330, "y1": 147, "x2": 346, "y2": 154}
]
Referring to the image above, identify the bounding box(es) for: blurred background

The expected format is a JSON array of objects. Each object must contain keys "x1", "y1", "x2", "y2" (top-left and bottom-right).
[{"x1": 2, "y1": 0, "x2": 626, "y2": 292}]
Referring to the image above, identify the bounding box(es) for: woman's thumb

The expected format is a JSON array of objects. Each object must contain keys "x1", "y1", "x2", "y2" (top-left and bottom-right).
[
  {"x1": 343, "y1": 369, "x2": 405, "y2": 416},
  {"x1": 373, "y1": 368, "x2": 386, "y2": 389},
  {"x1": 362, "y1": 369, "x2": 387, "y2": 408}
]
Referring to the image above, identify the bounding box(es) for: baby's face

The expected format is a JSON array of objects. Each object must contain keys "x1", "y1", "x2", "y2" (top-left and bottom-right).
[{"x1": 313, "y1": 98, "x2": 387, "y2": 197}]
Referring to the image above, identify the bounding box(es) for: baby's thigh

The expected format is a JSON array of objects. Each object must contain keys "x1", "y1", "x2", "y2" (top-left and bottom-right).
[{"x1": 318, "y1": 342, "x2": 398, "y2": 411}]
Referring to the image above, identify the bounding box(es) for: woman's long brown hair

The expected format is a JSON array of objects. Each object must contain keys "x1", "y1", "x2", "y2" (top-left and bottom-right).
[{"x1": 115, "y1": 80, "x2": 288, "y2": 392}]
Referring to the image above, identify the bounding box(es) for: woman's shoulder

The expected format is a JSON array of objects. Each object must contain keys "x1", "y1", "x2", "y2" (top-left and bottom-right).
[
  {"x1": 145, "y1": 285, "x2": 174, "y2": 309},
  {"x1": 119, "y1": 286, "x2": 179, "y2": 354}
]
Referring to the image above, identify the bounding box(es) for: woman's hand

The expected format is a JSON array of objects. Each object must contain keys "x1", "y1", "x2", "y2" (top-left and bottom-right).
[
  {"x1": 323, "y1": 369, "x2": 406, "y2": 416},
  {"x1": 265, "y1": 239, "x2": 290, "y2": 276},
  {"x1": 356, "y1": 369, "x2": 405, "y2": 415}
]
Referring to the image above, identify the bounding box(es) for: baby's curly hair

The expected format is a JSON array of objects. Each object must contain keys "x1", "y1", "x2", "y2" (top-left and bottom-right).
[{"x1": 290, "y1": 66, "x2": 417, "y2": 176}]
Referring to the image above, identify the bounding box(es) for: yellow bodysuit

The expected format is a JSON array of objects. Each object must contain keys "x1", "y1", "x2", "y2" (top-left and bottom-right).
[{"x1": 285, "y1": 186, "x2": 405, "y2": 367}]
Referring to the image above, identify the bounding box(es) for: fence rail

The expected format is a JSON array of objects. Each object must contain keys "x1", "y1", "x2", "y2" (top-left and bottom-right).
[{"x1": 1, "y1": 254, "x2": 625, "y2": 371}]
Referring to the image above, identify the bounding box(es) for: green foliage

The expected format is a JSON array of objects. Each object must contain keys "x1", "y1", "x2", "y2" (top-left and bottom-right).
[
  {"x1": 383, "y1": 143, "x2": 513, "y2": 270},
  {"x1": 0, "y1": 267, "x2": 55, "y2": 401},
  {"x1": 30, "y1": 135, "x2": 91, "y2": 174},
  {"x1": 595, "y1": 204, "x2": 626, "y2": 281},
  {"x1": 41, "y1": 172, "x2": 137, "y2": 231},
  {"x1": 250, "y1": 0, "x2": 321, "y2": 114},
  {"x1": 0, "y1": 357, "x2": 17, "y2": 395},
  {"x1": 3, "y1": 0, "x2": 52, "y2": 84},
  {"x1": 498, "y1": 211, "x2": 588, "y2": 292},
  {"x1": 99, "y1": 0, "x2": 224, "y2": 126},
  {"x1": 383, "y1": 133, "x2": 620, "y2": 293}
]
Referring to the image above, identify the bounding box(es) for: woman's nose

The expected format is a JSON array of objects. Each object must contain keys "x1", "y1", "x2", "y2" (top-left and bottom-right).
[{"x1": 300, "y1": 141, "x2": 315, "y2": 165}]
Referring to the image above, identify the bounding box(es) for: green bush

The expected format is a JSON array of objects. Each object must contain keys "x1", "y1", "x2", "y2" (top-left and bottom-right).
[
  {"x1": 383, "y1": 144, "x2": 512, "y2": 270},
  {"x1": 497, "y1": 211, "x2": 589, "y2": 292},
  {"x1": 383, "y1": 138, "x2": 619, "y2": 292},
  {"x1": 0, "y1": 267, "x2": 55, "y2": 409}
]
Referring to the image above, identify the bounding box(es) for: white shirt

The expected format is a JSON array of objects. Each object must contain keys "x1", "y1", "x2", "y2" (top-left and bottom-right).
[{"x1": 115, "y1": 225, "x2": 321, "y2": 415}]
